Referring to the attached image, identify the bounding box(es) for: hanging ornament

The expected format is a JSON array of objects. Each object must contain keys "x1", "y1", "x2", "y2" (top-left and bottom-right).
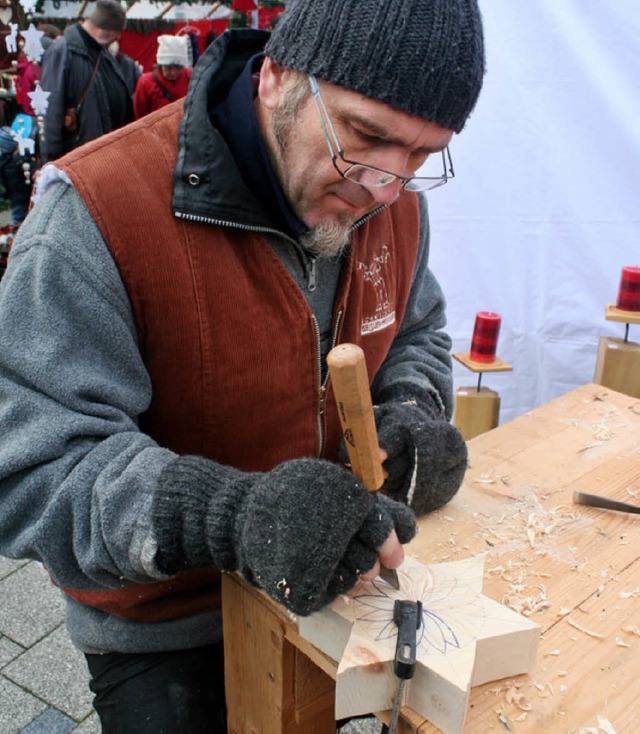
[
  {"x1": 12, "y1": 132, "x2": 36, "y2": 157},
  {"x1": 19, "y1": 0, "x2": 39, "y2": 14},
  {"x1": 28, "y1": 83, "x2": 50, "y2": 117},
  {"x1": 5, "y1": 23, "x2": 19, "y2": 54},
  {"x1": 20, "y1": 24, "x2": 45, "y2": 63}
]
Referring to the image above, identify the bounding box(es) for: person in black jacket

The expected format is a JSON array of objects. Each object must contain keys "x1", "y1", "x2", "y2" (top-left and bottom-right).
[{"x1": 40, "y1": 0, "x2": 133, "y2": 162}]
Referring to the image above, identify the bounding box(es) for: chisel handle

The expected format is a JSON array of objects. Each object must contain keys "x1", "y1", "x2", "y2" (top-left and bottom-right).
[{"x1": 327, "y1": 343, "x2": 385, "y2": 492}]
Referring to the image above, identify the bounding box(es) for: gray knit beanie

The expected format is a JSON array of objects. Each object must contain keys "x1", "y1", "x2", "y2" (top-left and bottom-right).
[
  {"x1": 265, "y1": 0, "x2": 485, "y2": 133},
  {"x1": 88, "y1": 0, "x2": 126, "y2": 31}
]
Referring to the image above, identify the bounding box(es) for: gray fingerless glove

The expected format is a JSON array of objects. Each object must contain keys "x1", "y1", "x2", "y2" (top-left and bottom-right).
[
  {"x1": 152, "y1": 456, "x2": 416, "y2": 616},
  {"x1": 373, "y1": 385, "x2": 468, "y2": 516}
]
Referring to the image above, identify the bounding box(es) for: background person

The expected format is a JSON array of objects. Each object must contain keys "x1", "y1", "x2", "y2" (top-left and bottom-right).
[
  {"x1": 109, "y1": 39, "x2": 142, "y2": 100},
  {"x1": 0, "y1": 0, "x2": 484, "y2": 730},
  {"x1": 39, "y1": 0, "x2": 133, "y2": 162},
  {"x1": 133, "y1": 34, "x2": 192, "y2": 119}
]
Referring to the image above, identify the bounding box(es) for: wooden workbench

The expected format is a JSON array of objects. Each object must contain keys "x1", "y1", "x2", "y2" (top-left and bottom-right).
[{"x1": 222, "y1": 384, "x2": 640, "y2": 733}]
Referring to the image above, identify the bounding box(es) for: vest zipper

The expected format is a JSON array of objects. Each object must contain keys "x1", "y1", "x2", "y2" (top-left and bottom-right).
[
  {"x1": 174, "y1": 211, "x2": 298, "y2": 244},
  {"x1": 175, "y1": 200, "x2": 391, "y2": 237},
  {"x1": 306, "y1": 255, "x2": 317, "y2": 291},
  {"x1": 314, "y1": 309, "x2": 343, "y2": 458}
]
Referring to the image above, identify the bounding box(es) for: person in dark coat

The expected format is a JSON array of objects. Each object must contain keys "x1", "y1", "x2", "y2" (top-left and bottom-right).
[
  {"x1": 39, "y1": 0, "x2": 133, "y2": 162},
  {"x1": 109, "y1": 40, "x2": 142, "y2": 100}
]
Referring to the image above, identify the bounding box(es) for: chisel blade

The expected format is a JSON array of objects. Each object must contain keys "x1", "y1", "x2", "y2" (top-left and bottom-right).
[{"x1": 379, "y1": 564, "x2": 400, "y2": 590}]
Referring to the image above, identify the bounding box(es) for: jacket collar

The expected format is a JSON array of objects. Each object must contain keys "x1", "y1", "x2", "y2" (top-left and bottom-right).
[{"x1": 172, "y1": 29, "x2": 280, "y2": 232}]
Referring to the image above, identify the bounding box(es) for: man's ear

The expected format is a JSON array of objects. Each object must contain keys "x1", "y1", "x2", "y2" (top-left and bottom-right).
[{"x1": 257, "y1": 56, "x2": 288, "y2": 111}]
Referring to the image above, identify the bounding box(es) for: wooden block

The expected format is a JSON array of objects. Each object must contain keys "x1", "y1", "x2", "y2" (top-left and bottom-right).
[
  {"x1": 452, "y1": 386, "x2": 500, "y2": 440},
  {"x1": 593, "y1": 335, "x2": 640, "y2": 398},
  {"x1": 298, "y1": 556, "x2": 540, "y2": 734}
]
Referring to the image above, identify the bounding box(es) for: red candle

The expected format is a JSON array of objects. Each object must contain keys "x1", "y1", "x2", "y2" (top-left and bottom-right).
[
  {"x1": 469, "y1": 311, "x2": 502, "y2": 363},
  {"x1": 616, "y1": 266, "x2": 640, "y2": 312}
]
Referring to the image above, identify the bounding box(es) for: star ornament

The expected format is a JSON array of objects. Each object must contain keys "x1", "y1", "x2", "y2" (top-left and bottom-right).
[
  {"x1": 298, "y1": 555, "x2": 541, "y2": 734},
  {"x1": 21, "y1": 23, "x2": 44, "y2": 63},
  {"x1": 28, "y1": 84, "x2": 50, "y2": 116},
  {"x1": 19, "y1": 0, "x2": 39, "y2": 14}
]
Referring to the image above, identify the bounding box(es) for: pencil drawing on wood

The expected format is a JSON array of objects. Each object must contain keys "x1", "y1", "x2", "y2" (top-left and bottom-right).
[{"x1": 298, "y1": 555, "x2": 541, "y2": 734}]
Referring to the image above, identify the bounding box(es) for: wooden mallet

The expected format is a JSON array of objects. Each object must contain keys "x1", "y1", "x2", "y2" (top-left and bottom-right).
[{"x1": 327, "y1": 343, "x2": 399, "y2": 588}]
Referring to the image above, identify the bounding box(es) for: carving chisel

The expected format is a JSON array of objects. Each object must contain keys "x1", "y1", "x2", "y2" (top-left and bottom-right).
[
  {"x1": 573, "y1": 490, "x2": 640, "y2": 515},
  {"x1": 327, "y1": 343, "x2": 400, "y2": 590},
  {"x1": 386, "y1": 600, "x2": 422, "y2": 734}
]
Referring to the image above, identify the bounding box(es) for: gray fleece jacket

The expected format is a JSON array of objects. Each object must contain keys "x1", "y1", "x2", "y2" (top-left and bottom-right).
[{"x1": 0, "y1": 37, "x2": 453, "y2": 654}]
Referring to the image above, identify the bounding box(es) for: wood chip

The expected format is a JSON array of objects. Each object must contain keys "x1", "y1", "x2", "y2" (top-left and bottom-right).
[
  {"x1": 619, "y1": 588, "x2": 640, "y2": 599},
  {"x1": 566, "y1": 617, "x2": 605, "y2": 639},
  {"x1": 597, "y1": 715, "x2": 617, "y2": 734}
]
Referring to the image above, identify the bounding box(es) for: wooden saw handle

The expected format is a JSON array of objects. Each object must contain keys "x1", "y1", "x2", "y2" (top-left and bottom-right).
[{"x1": 327, "y1": 343, "x2": 385, "y2": 491}]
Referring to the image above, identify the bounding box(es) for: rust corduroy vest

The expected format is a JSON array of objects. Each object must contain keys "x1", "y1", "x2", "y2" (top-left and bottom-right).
[{"x1": 54, "y1": 103, "x2": 421, "y2": 622}]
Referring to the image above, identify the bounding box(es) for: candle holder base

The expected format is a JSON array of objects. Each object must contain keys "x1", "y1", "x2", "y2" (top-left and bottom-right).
[
  {"x1": 452, "y1": 352, "x2": 513, "y2": 373},
  {"x1": 604, "y1": 304, "x2": 640, "y2": 325},
  {"x1": 593, "y1": 335, "x2": 640, "y2": 399},
  {"x1": 452, "y1": 353, "x2": 513, "y2": 440},
  {"x1": 453, "y1": 386, "x2": 500, "y2": 441}
]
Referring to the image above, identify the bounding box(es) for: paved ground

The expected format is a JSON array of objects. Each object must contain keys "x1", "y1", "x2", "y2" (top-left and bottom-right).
[{"x1": 0, "y1": 558, "x2": 99, "y2": 733}]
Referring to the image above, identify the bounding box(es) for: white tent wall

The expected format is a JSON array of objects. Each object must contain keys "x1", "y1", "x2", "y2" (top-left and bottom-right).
[{"x1": 428, "y1": 0, "x2": 640, "y2": 424}]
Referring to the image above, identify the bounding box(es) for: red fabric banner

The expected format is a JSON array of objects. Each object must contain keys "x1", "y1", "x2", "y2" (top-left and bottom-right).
[{"x1": 120, "y1": 19, "x2": 230, "y2": 72}]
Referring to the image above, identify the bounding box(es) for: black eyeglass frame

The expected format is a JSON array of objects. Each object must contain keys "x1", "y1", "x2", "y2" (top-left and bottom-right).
[{"x1": 308, "y1": 75, "x2": 455, "y2": 193}]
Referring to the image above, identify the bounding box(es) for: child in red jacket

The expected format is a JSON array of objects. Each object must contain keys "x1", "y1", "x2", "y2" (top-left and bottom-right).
[{"x1": 133, "y1": 35, "x2": 192, "y2": 119}]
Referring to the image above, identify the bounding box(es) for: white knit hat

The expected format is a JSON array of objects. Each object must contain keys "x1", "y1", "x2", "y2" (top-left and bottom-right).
[{"x1": 156, "y1": 35, "x2": 189, "y2": 67}]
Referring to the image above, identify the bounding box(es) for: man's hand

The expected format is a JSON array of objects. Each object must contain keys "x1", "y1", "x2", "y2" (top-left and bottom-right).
[
  {"x1": 373, "y1": 391, "x2": 468, "y2": 516},
  {"x1": 359, "y1": 528, "x2": 405, "y2": 583},
  {"x1": 152, "y1": 456, "x2": 417, "y2": 616}
]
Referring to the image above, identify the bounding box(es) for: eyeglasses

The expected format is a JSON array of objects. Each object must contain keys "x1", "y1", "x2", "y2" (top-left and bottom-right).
[{"x1": 308, "y1": 75, "x2": 454, "y2": 193}]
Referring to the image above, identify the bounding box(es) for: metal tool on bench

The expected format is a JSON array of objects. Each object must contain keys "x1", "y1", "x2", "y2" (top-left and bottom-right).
[
  {"x1": 573, "y1": 490, "x2": 640, "y2": 515},
  {"x1": 327, "y1": 343, "x2": 400, "y2": 590},
  {"x1": 384, "y1": 599, "x2": 422, "y2": 734}
]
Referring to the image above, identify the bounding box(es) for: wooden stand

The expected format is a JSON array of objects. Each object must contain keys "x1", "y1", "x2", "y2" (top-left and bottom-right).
[
  {"x1": 222, "y1": 573, "x2": 336, "y2": 734},
  {"x1": 592, "y1": 306, "x2": 640, "y2": 398},
  {"x1": 452, "y1": 353, "x2": 513, "y2": 441}
]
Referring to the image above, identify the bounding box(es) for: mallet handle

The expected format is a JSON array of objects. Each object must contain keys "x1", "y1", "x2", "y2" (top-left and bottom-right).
[{"x1": 327, "y1": 344, "x2": 385, "y2": 491}]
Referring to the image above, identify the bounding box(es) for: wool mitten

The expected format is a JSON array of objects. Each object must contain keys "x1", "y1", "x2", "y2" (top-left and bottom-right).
[
  {"x1": 152, "y1": 456, "x2": 416, "y2": 616},
  {"x1": 373, "y1": 385, "x2": 468, "y2": 516}
]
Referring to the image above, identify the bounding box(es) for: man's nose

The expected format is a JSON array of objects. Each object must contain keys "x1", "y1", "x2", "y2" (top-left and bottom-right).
[{"x1": 369, "y1": 179, "x2": 404, "y2": 204}]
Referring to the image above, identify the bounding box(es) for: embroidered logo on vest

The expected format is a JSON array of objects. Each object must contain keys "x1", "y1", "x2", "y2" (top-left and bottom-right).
[{"x1": 358, "y1": 245, "x2": 397, "y2": 335}]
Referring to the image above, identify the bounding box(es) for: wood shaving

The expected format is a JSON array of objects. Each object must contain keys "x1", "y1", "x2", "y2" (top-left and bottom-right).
[
  {"x1": 474, "y1": 474, "x2": 499, "y2": 484},
  {"x1": 622, "y1": 625, "x2": 640, "y2": 637},
  {"x1": 596, "y1": 715, "x2": 617, "y2": 734},
  {"x1": 497, "y1": 711, "x2": 512, "y2": 730},
  {"x1": 544, "y1": 648, "x2": 561, "y2": 657},
  {"x1": 566, "y1": 616, "x2": 605, "y2": 639},
  {"x1": 615, "y1": 637, "x2": 630, "y2": 648},
  {"x1": 618, "y1": 588, "x2": 640, "y2": 599},
  {"x1": 503, "y1": 585, "x2": 551, "y2": 616},
  {"x1": 578, "y1": 442, "x2": 604, "y2": 453},
  {"x1": 505, "y1": 687, "x2": 532, "y2": 711}
]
